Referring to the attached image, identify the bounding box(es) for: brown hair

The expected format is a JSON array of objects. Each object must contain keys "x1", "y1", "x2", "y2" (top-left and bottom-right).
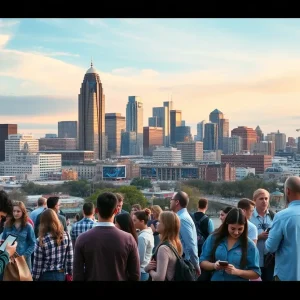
[
  {"x1": 38, "y1": 208, "x2": 64, "y2": 246},
  {"x1": 238, "y1": 198, "x2": 255, "y2": 210},
  {"x1": 151, "y1": 205, "x2": 163, "y2": 219},
  {"x1": 134, "y1": 208, "x2": 151, "y2": 224},
  {"x1": 6, "y1": 201, "x2": 28, "y2": 229},
  {"x1": 198, "y1": 198, "x2": 208, "y2": 209}
]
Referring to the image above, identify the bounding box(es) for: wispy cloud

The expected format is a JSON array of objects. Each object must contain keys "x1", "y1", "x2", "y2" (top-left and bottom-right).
[{"x1": 0, "y1": 19, "x2": 19, "y2": 28}]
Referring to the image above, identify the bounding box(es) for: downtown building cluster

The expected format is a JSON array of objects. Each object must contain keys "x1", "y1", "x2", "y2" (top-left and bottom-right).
[{"x1": 1, "y1": 63, "x2": 300, "y2": 183}]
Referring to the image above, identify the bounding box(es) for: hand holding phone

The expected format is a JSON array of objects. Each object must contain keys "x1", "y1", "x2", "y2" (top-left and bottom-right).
[
  {"x1": 265, "y1": 228, "x2": 271, "y2": 233},
  {"x1": 0, "y1": 234, "x2": 17, "y2": 253},
  {"x1": 219, "y1": 260, "x2": 229, "y2": 267}
]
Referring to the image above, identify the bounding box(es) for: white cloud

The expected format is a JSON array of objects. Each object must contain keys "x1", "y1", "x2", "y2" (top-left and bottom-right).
[
  {"x1": 0, "y1": 19, "x2": 19, "y2": 28},
  {"x1": 0, "y1": 34, "x2": 10, "y2": 48}
]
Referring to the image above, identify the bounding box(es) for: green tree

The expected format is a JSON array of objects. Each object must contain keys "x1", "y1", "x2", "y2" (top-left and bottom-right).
[
  {"x1": 8, "y1": 189, "x2": 28, "y2": 204},
  {"x1": 181, "y1": 184, "x2": 201, "y2": 212},
  {"x1": 86, "y1": 185, "x2": 147, "y2": 211},
  {"x1": 130, "y1": 178, "x2": 152, "y2": 189}
]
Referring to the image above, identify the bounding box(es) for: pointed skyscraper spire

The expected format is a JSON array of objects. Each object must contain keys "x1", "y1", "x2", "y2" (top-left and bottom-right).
[{"x1": 91, "y1": 57, "x2": 93, "y2": 67}]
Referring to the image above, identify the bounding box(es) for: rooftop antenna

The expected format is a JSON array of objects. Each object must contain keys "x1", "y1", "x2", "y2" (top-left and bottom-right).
[{"x1": 91, "y1": 57, "x2": 93, "y2": 67}]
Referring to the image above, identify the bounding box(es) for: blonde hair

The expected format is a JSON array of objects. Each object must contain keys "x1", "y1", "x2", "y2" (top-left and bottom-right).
[
  {"x1": 158, "y1": 211, "x2": 182, "y2": 256},
  {"x1": 38, "y1": 208, "x2": 64, "y2": 246},
  {"x1": 253, "y1": 188, "x2": 270, "y2": 201},
  {"x1": 151, "y1": 205, "x2": 163, "y2": 219}
]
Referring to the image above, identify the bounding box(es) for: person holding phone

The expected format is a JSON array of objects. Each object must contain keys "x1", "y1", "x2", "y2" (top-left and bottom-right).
[
  {"x1": 199, "y1": 208, "x2": 261, "y2": 281},
  {"x1": 2, "y1": 201, "x2": 36, "y2": 271}
]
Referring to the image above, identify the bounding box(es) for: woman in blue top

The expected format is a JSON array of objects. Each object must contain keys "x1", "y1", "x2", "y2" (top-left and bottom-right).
[
  {"x1": 2, "y1": 201, "x2": 35, "y2": 271},
  {"x1": 200, "y1": 208, "x2": 261, "y2": 281}
]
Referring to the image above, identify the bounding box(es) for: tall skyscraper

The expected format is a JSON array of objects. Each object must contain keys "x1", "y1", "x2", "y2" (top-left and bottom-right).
[
  {"x1": 105, "y1": 113, "x2": 126, "y2": 157},
  {"x1": 196, "y1": 120, "x2": 206, "y2": 141},
  {"x1": 0, "y1": 124, "x2": 17, "y2": 161},
  {"x1": 255, "y1": 126, "x2": 264, "y2": 143},
  {"x1": 170, "y1": 110, "x2": 182, "y2": 146},
  {"x1": 209, "y1": 109, "x2": 229, "y2": 150},
  {"x1": 231, "y1": 126, "x2": 257, "y2": 151},
  {"x1": 126, "y1": 96, "x2": 143, "y2": 155},
  {"x1": 204, "y1": 123, "x2": 218, "y2": 150},
  {"x1": 58, "y1": 121, "x2": 77, "y2": 138},
  {"x1": 149, "y1": 101, "x2": 173, "y2": 147},
  {"x1": 78, "y1": 63, "x2": 105, "y2": 160}
]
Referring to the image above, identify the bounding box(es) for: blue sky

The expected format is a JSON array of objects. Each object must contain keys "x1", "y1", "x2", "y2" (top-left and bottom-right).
[{"x1": 1, "y1": 18, "x2": 300, "y2": 138}]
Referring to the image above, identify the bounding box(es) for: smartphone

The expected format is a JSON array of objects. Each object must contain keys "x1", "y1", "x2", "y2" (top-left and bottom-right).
[
  {"x1": 219, "y1": 261, "x2": 229, "y2": 266},
  {"x1": 0, "y1": 234, "x2": 17, "y2": 253},
  {"x1": 265, "y1": 228, "x2": 271, "y2": 233}
]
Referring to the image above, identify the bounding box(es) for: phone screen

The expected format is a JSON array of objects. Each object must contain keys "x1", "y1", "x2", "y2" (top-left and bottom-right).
[
  {"x1": 0, "y1": 235, "x2": 17, "y2": 252},
  {"x1": 219, "y1": 261, "x2": 229, "y2": 266}
]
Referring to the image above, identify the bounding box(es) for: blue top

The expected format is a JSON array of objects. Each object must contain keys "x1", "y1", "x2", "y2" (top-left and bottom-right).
[
  {"x1": 199, "y1": 234, "x2": 261, "y2": 281},
  {"x1": 177, "y1": 208, "x2": 199, "y2": 270},
  {"x1": 247, "y1": 220, "x2": 258, "y2": 242},
  {"x1": 265, "y1": 200, "x2": 300, "y2": 281},
  {"x1": 2, "y1": 223, "x2": 36, "y2": 258},
  {"x1": 30, "y1": 207, "x2": 45, "y2": 225},
  {"x1": 250, "y1": 208, "x2": 273, "y2": 267}
]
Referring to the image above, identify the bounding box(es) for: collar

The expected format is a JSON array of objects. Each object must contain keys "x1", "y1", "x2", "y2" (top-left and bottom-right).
[
  {"x1": 288, "y1": 200, "x2": 300, "y2": 207},
  {"x1": 177, "y1": 208, "x2": 187, "y2": 216},
  {"x1": 253, "y1": 207, "x2": 270, "y2": 218},
  {"x1": 93, "y1": 222, "x2": 115, "y2": 227}
]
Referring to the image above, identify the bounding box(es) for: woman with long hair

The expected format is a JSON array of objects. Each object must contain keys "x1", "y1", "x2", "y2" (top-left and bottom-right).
[
  {"x1": 2, "y1": 201, "x2": 35, "y2": 270},
  {"x1": 132, "y1": 208, "x2": 154, "y2": 281},
  {"x1": 148, "y1": 205, "x2": 163, "y2": 253},
  {"x1": 145, "y1": 211, "x2": 182, "y2": 281},
  {"x1": 219, "y1": 206, "x2": 232, "y2": 224},
  {"x1": 32, "y1": 208, "x2": 73, "y2": 281},
  {"x1": 115, "y1": 212, "x2": 138, "y2": 245},
  {"x1": 200, "y1": 208, "x2": 260, "y2": 281}
]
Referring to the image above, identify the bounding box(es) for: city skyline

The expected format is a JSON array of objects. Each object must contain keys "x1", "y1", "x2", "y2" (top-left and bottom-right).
[{"x1": 1, "y1": 18, "x2": 300, "y2": 138}]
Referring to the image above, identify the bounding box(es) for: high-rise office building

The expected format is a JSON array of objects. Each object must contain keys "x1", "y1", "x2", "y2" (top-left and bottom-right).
[
  {"x1": 78, "y1": 63, "x2": 105, "y2": 160},
  {"x1": 204, "y1": 123, "x2": 218, "y2": 150},
  {"x1": 231, "y1": 126, "x2": 257, "y2": 152},
  {"x1": 143, "y1": 127, "x2": 164, "y2": 156},
  {"x1": 196, "y1": 120, "x2": 206, "y2": 142},
  {"x1": 58, "y1": 121, "x2": 77, "y2": 139},
  {"x1": 170, "y1": 110, "x2": 182, "y2": 146},
  {"x1": 0, "y1": 124, "x2": 17, "y2": 161},
  {"x1": 255, "y1": 126, "x2": 264, "y2": 143},
  {"x1": 105, "y1": 113, "x2": 126, "y2": 157},
  {"x1": 209, "y1": 109, "x2": 229, "y2": 150},
  {"x1": 150, "y1": 101, "x2": 173, "y2": 147},
  {"x1": 126, "y1": 96, "x2": 143, "y2": 155}
]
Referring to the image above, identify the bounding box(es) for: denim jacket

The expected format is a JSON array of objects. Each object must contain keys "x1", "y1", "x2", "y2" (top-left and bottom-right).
[
  {"x1": 199, "y1": 234, "x2": 261, "y2": 281},
  {"x1": 2, "y1": 223, "x2": 36, "y2": 258}
]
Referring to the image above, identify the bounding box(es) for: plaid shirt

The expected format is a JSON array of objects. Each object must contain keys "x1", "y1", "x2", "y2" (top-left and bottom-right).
[
  {"x1": 70, "y1": 217, "x2": 95, "y2": 241},
  {"x1": 32, "y1": 231, "x2": 73, "y2": 281}
]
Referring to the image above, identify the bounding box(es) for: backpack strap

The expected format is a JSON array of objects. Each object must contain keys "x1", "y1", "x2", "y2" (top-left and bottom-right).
[
  {"x1": 153, "y1": 241, "x2": 181, "y2": 260},
  {"x1": 268, "y1": 210, "x2": 275, "y2": 221}
]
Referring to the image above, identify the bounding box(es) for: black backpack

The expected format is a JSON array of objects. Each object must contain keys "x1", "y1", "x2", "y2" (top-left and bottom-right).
[
  {"x1": 154, "y1": 242, "x2": 196, "y2": 281},
  {"x1": 191, "y1": 213, "x2": 209, "y2": 256}
]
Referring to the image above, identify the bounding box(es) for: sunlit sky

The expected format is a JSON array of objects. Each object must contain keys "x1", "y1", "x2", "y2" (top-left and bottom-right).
[{"x1": 1, "y1": 18, "x2": 300, "y2": 139}]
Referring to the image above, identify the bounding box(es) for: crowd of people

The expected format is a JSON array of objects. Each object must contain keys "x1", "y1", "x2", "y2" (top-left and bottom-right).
[{"x1": 0, "y1": 175, "x2": 299, "y2": 281}]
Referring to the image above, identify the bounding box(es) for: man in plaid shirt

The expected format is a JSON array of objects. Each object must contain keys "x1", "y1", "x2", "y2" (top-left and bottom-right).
[{"x1": 71, "y1": 202, "x2": 95, "y2": 247}]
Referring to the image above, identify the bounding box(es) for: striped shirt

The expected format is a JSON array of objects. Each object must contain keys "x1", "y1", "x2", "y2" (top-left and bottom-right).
[
  {"x1": 70, "y1": 217, "x2": 95, "y2": 242},
  {"x1": 32, "y1": 231, "x2": 73, "y2": 281}
]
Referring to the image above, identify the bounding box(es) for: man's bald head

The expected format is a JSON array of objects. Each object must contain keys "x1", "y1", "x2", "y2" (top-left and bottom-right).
[
  {"x1": 173, "y1": 191, "x2": 189, "y2": 208},
  {"x1": 284, "y1": 176, "x2": 300, "y2": 204},
  {"x1": 285, "y1": 176, "x2": 300, "y2": 193}
]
